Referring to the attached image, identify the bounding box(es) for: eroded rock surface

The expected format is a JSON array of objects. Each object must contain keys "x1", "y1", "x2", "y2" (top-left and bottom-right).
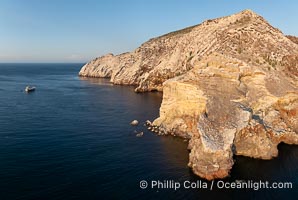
[
  {"x1": 80, "y1": 10, "x2": 298, "y2": 92},
  {"x1": 79, "y1": 10, "x2": 298, "y2": 180},
  {"x1": 153, "y1": 53, "x2": 298, "y2": 180}
]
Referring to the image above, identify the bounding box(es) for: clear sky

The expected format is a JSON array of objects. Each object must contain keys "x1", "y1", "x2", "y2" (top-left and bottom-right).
[{"x1": 0, "y1": 0, "x2": 297, "y2": 63}]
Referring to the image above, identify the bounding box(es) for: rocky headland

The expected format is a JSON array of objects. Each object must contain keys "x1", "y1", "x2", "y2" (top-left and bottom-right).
[{"x1": 79, "y1": 10, "x2": 298, "y2": 180}]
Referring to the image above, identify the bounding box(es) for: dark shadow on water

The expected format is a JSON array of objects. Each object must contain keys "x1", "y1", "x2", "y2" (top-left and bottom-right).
[
  {"x1": 135, "y1": 134, "x2": 298, "y2": 200},
  {"x1": 144, "y1": 141, "x2": 298, "y2": 200},
  {"x1": 79, "y1": 76, "x2": 114, "y2": 86}
]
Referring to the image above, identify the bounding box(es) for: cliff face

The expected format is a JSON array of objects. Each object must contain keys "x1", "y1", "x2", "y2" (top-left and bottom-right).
[
  {"x1": 153, "y1": 53, "x2": 298, "y2": 179},
  {"x1": 80, "y1": 10, "x2": 298, "y2": 92},
  {"x1": 79, "y1": 10, "x2": 298, "y2": 180}
]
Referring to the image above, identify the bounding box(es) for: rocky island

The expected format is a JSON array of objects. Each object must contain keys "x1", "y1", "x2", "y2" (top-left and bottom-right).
[{"x1": 79, "y1": 10, "x2": 298, "y2": 180}]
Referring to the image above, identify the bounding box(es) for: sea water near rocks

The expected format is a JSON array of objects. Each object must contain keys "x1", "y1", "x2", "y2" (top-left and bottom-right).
[{"x1": 0, "y1": 63, "x2": 297, "y2": 200}]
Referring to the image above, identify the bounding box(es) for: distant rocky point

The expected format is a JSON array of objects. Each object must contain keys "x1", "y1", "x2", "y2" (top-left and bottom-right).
[{"x1": 79, "y1": 9, "x2": 298, "y2": 180}]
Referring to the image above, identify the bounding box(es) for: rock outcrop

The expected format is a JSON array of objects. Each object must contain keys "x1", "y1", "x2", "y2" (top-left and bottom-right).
[
  {"x1": 79, "y1": 10, "x2": 298, "y2": 180},
  {"x1": 80, "y1": 10, "x2": 297, "y2": 92},
  {"x1": 153, "y1": 53, "x2": 298, "y2": 179}
]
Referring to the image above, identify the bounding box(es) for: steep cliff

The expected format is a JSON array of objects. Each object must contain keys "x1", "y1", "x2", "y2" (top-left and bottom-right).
[
  {"x1": 80, "y1": 10, "x2": 298, "y2": 92},
  {"x1": 79, "y1": 10, "x2": 298, "y2": 180},
  {"x1": 153, "y1": 53, "x2": 298, "y2": 179}
]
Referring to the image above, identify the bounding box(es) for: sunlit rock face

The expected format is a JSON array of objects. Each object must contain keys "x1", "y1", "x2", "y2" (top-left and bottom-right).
[
  {"x1": 153, "y1": 53, "x2": 298, "y2": 179},
  {"x1": 80, "y1": 9, "x2": 298, "y2": 180}
]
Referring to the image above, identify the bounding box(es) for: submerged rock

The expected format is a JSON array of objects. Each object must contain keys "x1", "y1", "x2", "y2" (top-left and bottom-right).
[{"x1": 136, "y1": 132, "x2": 144, "y2": 137}]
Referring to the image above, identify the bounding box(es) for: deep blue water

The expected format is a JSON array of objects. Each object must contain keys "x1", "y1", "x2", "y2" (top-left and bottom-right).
[{"x1": 0, "y1": 63, "x2": 297, "y2": 200}]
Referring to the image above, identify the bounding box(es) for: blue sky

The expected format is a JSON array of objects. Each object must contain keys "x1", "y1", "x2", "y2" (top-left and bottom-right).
[{"x1": 0, "y1": 0, "x2": 297, "y2": 63}]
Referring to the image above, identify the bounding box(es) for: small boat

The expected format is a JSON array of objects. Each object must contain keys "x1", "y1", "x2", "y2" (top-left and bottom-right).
[{"x1": 25, "y1": 86, "x2": 36, "y2": 93}]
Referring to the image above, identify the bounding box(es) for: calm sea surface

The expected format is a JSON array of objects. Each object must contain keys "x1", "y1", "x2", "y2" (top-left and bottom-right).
[{"x1": 0, "y1": 63, "x2": 297, "y2": 200}]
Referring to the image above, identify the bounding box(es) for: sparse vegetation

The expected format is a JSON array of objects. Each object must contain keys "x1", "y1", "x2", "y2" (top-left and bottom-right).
[
  {"x1": 237, "y1": 47, "x2": 242, "y2": 54},
  {"x1": 153, "y1": 24, "x2": 199, "y2": 41},
  {"x1": 234, "y1": 16, "x2": 251, "y2": 25},
  {"x1": 187, "y1": 55, "x2": 194, "y2": 62},
  {"x1": 286, "y1": 35, "x2": 298, "y2": 45},
  {"x1": 263, "y1": 54, "x2": 278, "y2": 69},
  {"x1": 175, "y1": 71, "x2": 181, "y2": 76}
]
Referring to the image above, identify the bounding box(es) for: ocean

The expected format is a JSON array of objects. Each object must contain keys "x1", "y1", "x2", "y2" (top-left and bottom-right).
[{"x1": 0, "y1": 63, "x2": 297, "y2": 200}]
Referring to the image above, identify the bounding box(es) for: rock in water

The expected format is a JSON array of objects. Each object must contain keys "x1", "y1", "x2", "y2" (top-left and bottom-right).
[
  {"x1": 136, "y1": 132, "x2": 144, "y2": 137},
  {"x1": 130, "y1": 120, "x2": 139, "y2": 126},
  {"x1": 79, "y1": 9, "x2": 298, "y2": 180},
  {"x1": 145, "y1": 120, "x2": 152, "y2": 126}
]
